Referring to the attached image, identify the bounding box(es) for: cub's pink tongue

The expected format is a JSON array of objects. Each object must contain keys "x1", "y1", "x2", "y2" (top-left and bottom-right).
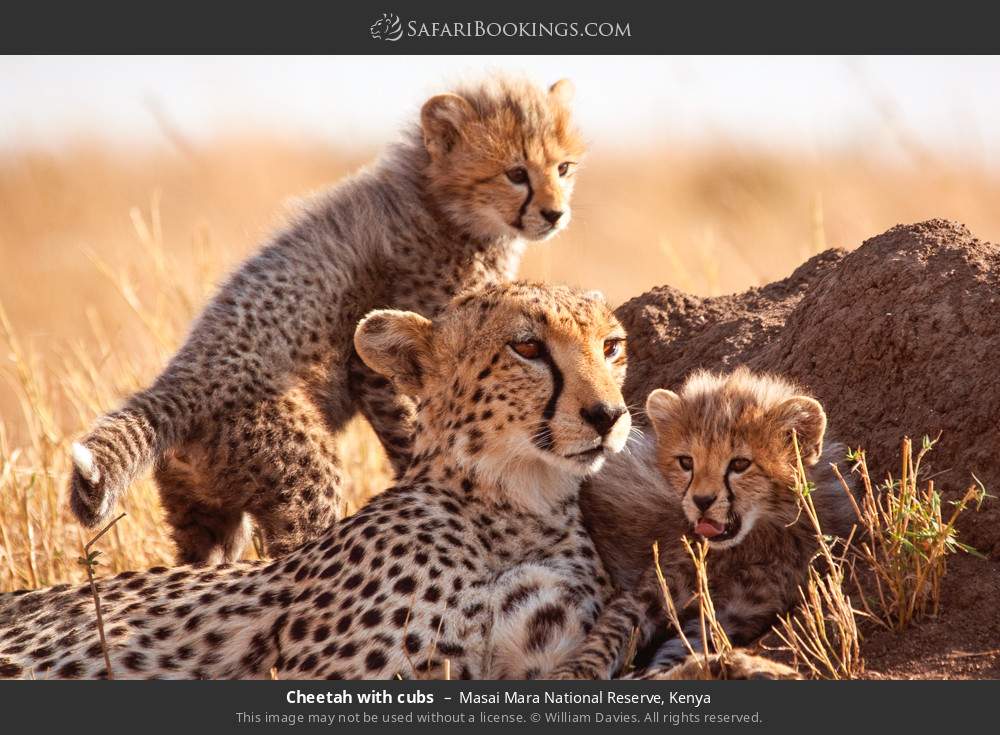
[{"x1": 695, "y1": 518, "x2": 725, "y2": 538}]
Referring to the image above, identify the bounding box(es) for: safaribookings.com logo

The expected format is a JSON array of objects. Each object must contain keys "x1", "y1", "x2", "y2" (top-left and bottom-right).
[
  {"x1": 370, "y1": 13, "x2": 404, "y2": 41},
  {"x1": 370, "y1": 13, "x2": 631, "y2": 41}
]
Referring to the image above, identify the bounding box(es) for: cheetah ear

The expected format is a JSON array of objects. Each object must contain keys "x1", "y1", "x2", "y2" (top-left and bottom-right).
[
  {"x1": 355, "y1": 310, "x2": 434, "y2": 395},
  {"x1": 421, "y1": 93, "x2": 475, "y2": 160},
  {"x1": 773, "y1": 395, "x2": 827, "y2": 465},
  {"x1": 645, "y1": 388, "x2": 682, "y2": 435},
  {"x1": 549, "y1": 78, "x2": 575, "y2": 105}
]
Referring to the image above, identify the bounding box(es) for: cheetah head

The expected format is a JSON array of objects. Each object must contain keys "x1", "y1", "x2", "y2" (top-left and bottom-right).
[
  {"x1": 420, "y1": 77, "x2": 584, "y2": 242},
  {"x1": 645, "y1": 367, "x2": 828, "y2": 550},
  {"x1": 355, "y1": 282, "x2": 631, "y2": 510}
]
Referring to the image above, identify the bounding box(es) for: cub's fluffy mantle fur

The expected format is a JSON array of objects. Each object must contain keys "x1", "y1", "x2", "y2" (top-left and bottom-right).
[
  {"x1": 565, "y1": 368, "x2": 859, "y2": 678},
  {"x1": 68, "y1": 76, "x2": 584, "y2": 563}
]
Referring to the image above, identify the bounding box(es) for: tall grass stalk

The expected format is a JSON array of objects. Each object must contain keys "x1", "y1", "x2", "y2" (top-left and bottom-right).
[
  {"x1": 771, "y1": 432, "x2": 864, "y2": 680},
  {"x1": 838, "y1": 435, "x2": 988, "y2": 632}
]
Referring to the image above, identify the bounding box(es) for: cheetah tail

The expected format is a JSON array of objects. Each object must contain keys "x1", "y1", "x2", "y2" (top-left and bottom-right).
[{"x1": 69, "y1": 394, "x2": 176, "y2": 527}]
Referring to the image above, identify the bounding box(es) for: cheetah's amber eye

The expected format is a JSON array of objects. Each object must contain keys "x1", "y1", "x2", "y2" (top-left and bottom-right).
[
  {"x1": 506, "y1": 167, "x2": 529, "y2": 185},
  {"x1": 677, "y1": 455, "x2": 694, "y2": 471},
  {"x1": 557, "y1": 162, "x2": 574, "y2": 177},
  {"x1": 603, "y1": 337, "x2": 624, "y2": 360},
  {"x1": 509, "y1": 339, "x2": 543, "y2": 360},
  {"x1": 728, "y1": 457, "x2": 752, "y2": 473}
]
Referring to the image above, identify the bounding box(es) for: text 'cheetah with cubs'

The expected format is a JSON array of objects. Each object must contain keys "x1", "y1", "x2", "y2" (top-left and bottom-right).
[
  {"x1": 558, "y1": 368, "x2": 857, "y2": 678},
  {"x1": 0, "y1": 282, "x2": 630, "y2": 680},
  {"x1": 69, "y1": 76, "x2": 584, "y2": 563}
]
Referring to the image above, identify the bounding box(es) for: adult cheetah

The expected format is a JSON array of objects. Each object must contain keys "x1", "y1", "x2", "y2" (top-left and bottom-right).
[
  {"x1": 68, "y1": 76, "x2": 585, "y2": 563},
  {"x1": 0, "y1": 282, "x2": 630, "y2": 680}
]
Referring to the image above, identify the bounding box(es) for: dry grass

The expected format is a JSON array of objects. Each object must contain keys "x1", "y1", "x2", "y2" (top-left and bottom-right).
[
  {"x1": 652, "y1": 537, "x2": 732, "y2": 671},
  {"x1": 651, "y1": 537, "x2": 801, "y2": 681},
  {"x1": 77, "y1": 512, "x2": 126, "y2": 679},
  {"x1": 647, "y1": 433, "x2": 864, "y2": 680},
  {"x1": 772, "y1": 434, "x2": 986, "y2": 679},
  {"x1": 1, "y1": 136, "x2": 999, "y2": 592},
  {"x1": 656, "y1": 432, "x2": 985, "y2": 680},
  {"x1": 839, "y1": 436, "x2": 988, "y2": 632},
  {"x1": 771, "y1": 434, "x2": 864, "y2": 680}
]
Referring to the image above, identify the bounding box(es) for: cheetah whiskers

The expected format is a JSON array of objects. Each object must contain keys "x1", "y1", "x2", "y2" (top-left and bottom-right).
[{"x1": 621, "y1": 424, "x2": 647, "y2": 458}]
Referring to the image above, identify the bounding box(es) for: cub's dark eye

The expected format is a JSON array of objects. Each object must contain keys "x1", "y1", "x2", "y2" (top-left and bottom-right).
[
  {"x1": 677, "y1": 456, "x2": 694, "y2": 471},
  {"x1": 728, "y1": 457, "x2": 752, "y2": 473},
  {"x1": 509, "y1": 339, "x2": 543, "y2": 360},
  {"x1": 557, "y1": 162, "x2": 574, "y2": 177},
  {"x1": 506, "y1": 167, "x2": 529, "y2": 185},
  {"x1": 603, "y1": 338, "x2": 625, "y2": 360}
]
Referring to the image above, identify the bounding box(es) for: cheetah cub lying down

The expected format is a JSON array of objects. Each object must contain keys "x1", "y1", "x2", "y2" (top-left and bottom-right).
[
  {"x1": 0, "y1": 282, "x2": 630, "y2": 680},
  {"x1": 68, "y1": 76, "x2": 584, "y2": 563},
  {"x1": 560, "y1": 368, "x2": 858, "y2": 679}
]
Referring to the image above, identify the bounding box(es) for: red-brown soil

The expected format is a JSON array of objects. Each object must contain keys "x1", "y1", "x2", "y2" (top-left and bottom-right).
[{"x1": 615, "y1": 219, "x2": 1000, "y2": 678}]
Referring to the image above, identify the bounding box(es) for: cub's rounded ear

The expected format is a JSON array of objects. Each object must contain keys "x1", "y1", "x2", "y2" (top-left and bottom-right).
[
  {"x1": 645, "y1": 388, "x2": 681, "y2": 435},
  {"x1": 774, "y1": 395, "x2": 827, "y2": 465},
  {"x1": 354, "y1": 310, "x2": 433, "y2": 395},
  {"x1": 549, "y1": 78, "x2": 575, "y2": 105},
  {"x1": 421, "y1": 93, "x2": 475, "y2": 160}
]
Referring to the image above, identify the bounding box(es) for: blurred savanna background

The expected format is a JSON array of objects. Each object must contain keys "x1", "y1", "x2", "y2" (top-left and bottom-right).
[{"x1": 2, "y1": 55, "x2": 1000, "y2": 591}]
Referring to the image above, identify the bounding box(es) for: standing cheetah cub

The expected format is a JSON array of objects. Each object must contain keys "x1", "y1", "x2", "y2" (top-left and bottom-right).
[
  {"x1": 69, "y1": 76, "x2": 584, "y2": 563},
  {"x1": 1, "y1": 283, "x2": 630, "y2": 680},
  {"x1": 561, "y1": 368, "x2": 858, "y2": 678}
]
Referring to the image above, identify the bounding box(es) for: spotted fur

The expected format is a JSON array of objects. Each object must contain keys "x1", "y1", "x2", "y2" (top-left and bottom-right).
[
  {"x1": 1, "y1": 283, "x2": 631, "y2": 680},
  {"x1": 557, "y1": 368, "x2": 858, "y2": 679},
  {"x1": 67, "y1": 76, "x2": 586, "y2": 563}
]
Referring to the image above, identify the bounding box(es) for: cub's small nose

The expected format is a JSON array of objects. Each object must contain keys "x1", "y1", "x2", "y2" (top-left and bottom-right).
[
  {"x1": 541, "y1": 209, "x2": 564, "y2": 225},
  {"x1": 693, "y1": 494, "x2": 717, "y2": 513},
  {"x1": 580, "y1": 402, "x2": 627, "y2": 437}
]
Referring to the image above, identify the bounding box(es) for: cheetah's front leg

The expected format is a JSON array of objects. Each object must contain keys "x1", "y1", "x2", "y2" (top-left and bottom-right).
[
  {"x1": 634, "y1": 601, "x2": 786, "y2": 677},
  {"x1": 547, "y1": 591, "x2": 647, "y2": 680},
  {"x1": 548, "y1": 560, "x2": 693, "y2": 680}
]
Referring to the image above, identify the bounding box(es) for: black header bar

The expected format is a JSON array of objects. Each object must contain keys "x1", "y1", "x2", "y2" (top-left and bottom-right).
[{"x1": 2, "y1": 0, "x2": 998, "y2": 53}]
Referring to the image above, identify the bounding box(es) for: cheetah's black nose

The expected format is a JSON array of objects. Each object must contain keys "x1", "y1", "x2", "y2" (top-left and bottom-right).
[
  {"x1": 541, "y1": 209, "x2": 564, "y2": 225},
  {"x1": 580, "y1": 402, "x2": 627, "y2": 437},
  {"x1": 693, "y1": 494, "x2": 717, "y2": 513}
]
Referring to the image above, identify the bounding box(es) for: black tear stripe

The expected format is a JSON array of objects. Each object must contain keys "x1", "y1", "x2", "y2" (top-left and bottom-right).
[
  {"x1": 514, "y1": 137, "x2": 534, "y2": 230},
  {"x1": 723, "y1": 472, "x2": 735, "y2": 505},
  {"x1": 722, "y1": 472, "x2": 741, "y2": 530},
  {"x1": 532, "y1": 348, "x2": 564, "y2": 452},
  {"x1": 515, "y1": 177, "x2": 534, "y2": 230},
  {"x1": 683, "y1": 473, "x2": 694, "y2": 501}
]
